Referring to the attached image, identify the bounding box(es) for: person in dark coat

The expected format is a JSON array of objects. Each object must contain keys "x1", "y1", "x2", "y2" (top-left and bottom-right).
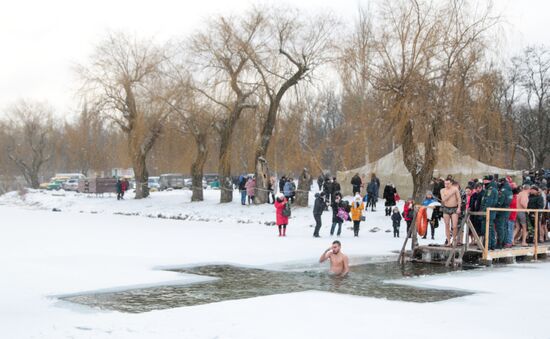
[
  {"x1": 279, "y1": 176, "x2": 286, "y2": 195},
  {"x1": 366, "y1": 177, "x2": 379, "y2": 211},
  {"x1": 116, "y1": 179, "x2": 123, "y2": 200},
  {"x1": 323, "y1": 177, "x2": 333, "y2": 205},
  {"x1": 351, "y1": 173, "x2": 362, "y2": 195},
  {"x1": 317, "y1": 175, "x2": 325, "y2": 191},
  {"x1": 527, "y1": 185, "x2": 545, "y2": 243},
  {"x1": 331, "y1": 177, "x2": 341, "y2": 204},
  {"x1": 469, "y1": 183, "x2": 484, "y2": 239},
  {"x1": 313, "y1": 192, "x2": 327, "y2": 237},
  {"x1": 330, "y1": 193, "x2": 345, "y2": 237},
  {"x1": 481, "y1": 176, "x2": 499, "y2": 250},
  {"x1": 238, "y1": 175, "x2": 247, "y2": 205},
  {"x1": 391, "y1": 207, "x2": 402, "y2": 237},
  {"x1": 383, "y1": 183, "x2": 397, "y2": 216},
  {"x1": 494, "y1": 178, "x2": 513, "y2": 249}
]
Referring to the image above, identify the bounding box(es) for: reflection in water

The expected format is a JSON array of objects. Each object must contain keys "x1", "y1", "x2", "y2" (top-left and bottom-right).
[{"x1": 62, "y1": 262, "x2": 471, "y2": 313}]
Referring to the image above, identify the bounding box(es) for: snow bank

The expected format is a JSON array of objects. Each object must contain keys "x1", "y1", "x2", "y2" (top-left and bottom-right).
[{"x1": 1, "y1": 189, "x2": 549, "y2": 339}]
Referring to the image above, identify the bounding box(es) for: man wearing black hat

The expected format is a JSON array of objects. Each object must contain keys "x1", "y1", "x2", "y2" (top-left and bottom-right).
[{"x1": 481, "y1": 175, "x2": 499, "y2": 250}]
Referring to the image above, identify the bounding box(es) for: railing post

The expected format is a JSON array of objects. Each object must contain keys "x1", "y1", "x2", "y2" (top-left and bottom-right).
[
  {"x1": 534, "y1": 211, "x2": 539, "y2": 261},
  {"x1": 483, "y1": 208, "x2": 490, "y2": 261}
]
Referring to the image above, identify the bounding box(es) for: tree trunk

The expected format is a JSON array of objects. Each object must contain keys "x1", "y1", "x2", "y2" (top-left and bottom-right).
[
  {"x1": 191, "y1": 133, "x2": 208, "y2": 202},
  {"x1": 29, "y1": 172, "x2": 40, "y2": 189},
  {"x1": 253, "y1": 68, "x2": 305, "y2": 204},
  {"x1": 253, "y1": 103, "x2": 278, "y2": 204},
  {"x1": 218, "y1": 127, "x2": 234, "y2": 203},
  {"x1": 133, "y1": 152, "x2": 149, "y2": 199},
  {"x1": 254, "y1": 157, "x2": 269, "y2": 204},
  {"x1": 402, "y1": 120, "x2": 438, "y2": 203},
  {"x1": 296, "y1": 168, "x2": 312, "y2": 207}
]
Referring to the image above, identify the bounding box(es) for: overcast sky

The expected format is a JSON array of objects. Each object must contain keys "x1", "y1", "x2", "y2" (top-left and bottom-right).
[{"x1": 1, "y1": 0, "x2": 548, "y2": 117}]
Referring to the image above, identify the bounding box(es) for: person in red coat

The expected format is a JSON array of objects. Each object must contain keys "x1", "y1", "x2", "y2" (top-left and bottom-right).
[{"x1": 274, "y1": 193, "x2": 289, "y2": 237}]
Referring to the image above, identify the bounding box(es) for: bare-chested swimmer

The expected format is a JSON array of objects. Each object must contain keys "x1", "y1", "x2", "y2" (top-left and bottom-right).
[{"x1": 319, "y1": 240, "x2": 349, "y2": 276}]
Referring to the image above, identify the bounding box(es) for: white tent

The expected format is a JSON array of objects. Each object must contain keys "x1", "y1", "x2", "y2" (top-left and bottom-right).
[{"x1": 337, "y1": 142, "x2": 522, "y2": 199}]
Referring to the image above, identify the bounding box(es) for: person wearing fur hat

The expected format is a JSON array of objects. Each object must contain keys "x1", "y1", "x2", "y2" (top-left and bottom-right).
[
  {"x1": 350, "y1": 194, "x2": 365, "y2": 237},
  {"x1": 274, "y1": 193, "x2": 289, "y2": 237}
]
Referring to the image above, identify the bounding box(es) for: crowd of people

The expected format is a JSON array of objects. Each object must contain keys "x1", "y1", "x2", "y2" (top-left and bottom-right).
[
  {"x1": 410, "y1": 174, "x2": 549, "y2": 250},
  {"x1": 271, "y1": 170, "x2": 550, "y2": 250}
]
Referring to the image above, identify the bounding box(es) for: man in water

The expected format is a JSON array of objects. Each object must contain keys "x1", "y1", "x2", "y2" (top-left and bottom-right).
[{"x1": 319, "y1": 240, "x2": 349, "y2": 276}]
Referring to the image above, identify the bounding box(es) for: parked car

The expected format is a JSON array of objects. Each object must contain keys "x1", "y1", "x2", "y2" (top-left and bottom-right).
[
  {"x1": 47, "y1": 179, "x2": 67, "y2": 190},
  {"x1": 159, "y1": 174, "x2": 185, "y2": 190},
  {"x1": 184, "y1": 178, "x2": 207, "y2": 189},
  {"x1": 62, "y1": 179, "x2": 80, "y2": 191},
  {"x1": 148, "y1": 176, "x2": 160, "y2": 191}
]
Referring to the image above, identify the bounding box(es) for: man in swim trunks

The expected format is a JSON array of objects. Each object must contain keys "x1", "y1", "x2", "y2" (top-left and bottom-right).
[
  {"x1": 440, "y1": 179, "x2": 461, "y2": 246},
  {"x1": 319, "y1": 240, "x2": 349, "y2": 276}
]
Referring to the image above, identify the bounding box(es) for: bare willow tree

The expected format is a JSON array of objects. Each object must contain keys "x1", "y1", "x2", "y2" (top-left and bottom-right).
[
  {"x1": 79, "y1": 33, "x2": 171, "y2": 198},
  {"x1": 370, "y1": 0, "x2": 498, "y2": 201},
  {"x1": 4, "y1": 101, "x2": 55, "y2": 188},
  {"x1": 163, "y1": 64, "x2": 215, "y2": 201},
  {"x1": 240, "y1": 7, "x2": 337, "y2": 203},
  {"x1": 513, "y1": 46, "x2": 550, "y2": 168},
  {"x1": 64, "y1": 102, "x2": 109, "y2": 176},
  {"x1": 189, "y1": 15, "x2": 259, "y2": 203}
]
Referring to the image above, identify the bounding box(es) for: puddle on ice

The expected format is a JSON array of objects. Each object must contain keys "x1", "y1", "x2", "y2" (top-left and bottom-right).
[{"x1": 61, "y1": 261, "x2": 473, "y2": 313}]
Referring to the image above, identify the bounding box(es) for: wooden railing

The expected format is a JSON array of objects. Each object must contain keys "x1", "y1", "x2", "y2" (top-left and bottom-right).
[{"x1": 399, "y1": 206, "x2": 548, "y2": 265}]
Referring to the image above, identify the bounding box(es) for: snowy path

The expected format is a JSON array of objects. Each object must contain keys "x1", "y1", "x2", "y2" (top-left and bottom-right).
[{"x1": 1, "y1": 190, "x2": 549, "y2": 338}]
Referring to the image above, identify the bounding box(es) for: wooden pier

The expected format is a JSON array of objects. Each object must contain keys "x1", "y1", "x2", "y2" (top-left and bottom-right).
[{"x1": 398, "y1": 207, "x2": 549, "y2": 267}]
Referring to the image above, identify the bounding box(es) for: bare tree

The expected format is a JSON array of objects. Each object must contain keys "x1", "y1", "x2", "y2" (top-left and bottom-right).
[
  {"x1": 4, "y1": 101, "x2": 55, "y2": 188},
  {"x1": 189, "y1": 15, "x2": 259, "y2": 203},
  {"x1": 64, "y1": 102, "x2": 110, "y2": 176},
  {"x1": 79, "y1": 33, "x2": 171, "y2": 198},
  {"x1": 371, "y1": 0, "x2": 498, "y2": 201},
  {"x1": 514, "y1": 46, "x2": 550, "y2": 168},
  {"x1": 241, "y1": 8, "x2": 337, "y2": 203},
  {"x1": 163, "y1": 65, "x2": 215, "y2": 202}
]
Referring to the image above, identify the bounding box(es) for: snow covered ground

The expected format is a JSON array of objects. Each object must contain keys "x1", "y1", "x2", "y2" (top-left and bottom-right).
[{"x1": 1, "y1": 188, "x2": 549, "y2": 339}]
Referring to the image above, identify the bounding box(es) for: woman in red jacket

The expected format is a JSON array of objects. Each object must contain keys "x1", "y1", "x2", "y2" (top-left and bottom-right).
[
  {"x1": 403, "y1": 199, "x2": 414, "y2": 237},
  {"x1": 274, "y1": 193, "x2": 289, "y2": 237}
]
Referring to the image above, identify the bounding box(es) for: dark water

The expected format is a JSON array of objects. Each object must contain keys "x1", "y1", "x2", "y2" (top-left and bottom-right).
[{"x1": 61, "y1": 262, "x2": 473, "y2": 313}]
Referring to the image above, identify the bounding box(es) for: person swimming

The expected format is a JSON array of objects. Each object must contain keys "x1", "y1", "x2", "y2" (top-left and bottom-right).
[{"x1": 319, "y1": 240, "x2": 349, "y2": 277}]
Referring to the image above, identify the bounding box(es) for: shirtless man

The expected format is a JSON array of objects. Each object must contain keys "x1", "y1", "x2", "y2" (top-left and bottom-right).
[
  {"x1": 440, "y1": 179, "x2": 461, "y2": 246},
  {"x1": 319, "y1": 240, "x2": 349, "y2": 276}
]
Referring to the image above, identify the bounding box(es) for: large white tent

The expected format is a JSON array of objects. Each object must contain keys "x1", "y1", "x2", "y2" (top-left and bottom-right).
[{"x1": 337, "y1": 142, "x2": 522, "y2": 198}]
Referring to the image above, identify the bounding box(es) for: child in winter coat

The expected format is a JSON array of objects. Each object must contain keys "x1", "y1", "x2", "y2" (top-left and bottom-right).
[
  {"x1": 403, "y1": 199, "x2": 414, "y2": 237},
  {"x1": 350, "y1": 194, "x2": 365, "y2": 237},
  {"x1": 274, "y1": 193, "x2": 289, "y2": 237},
  {"x1": 391, "y1": 207, "x2": 402, "y2": 237}
]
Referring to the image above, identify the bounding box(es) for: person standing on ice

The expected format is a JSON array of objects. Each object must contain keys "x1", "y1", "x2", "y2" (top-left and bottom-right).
[
  {"x1": 330, "y1": 193, "x2": 346, "y2": 237},
  {"x1": 274, "y1": 193, "x2": 289, "y2": 237},
  {"x1": 238, "y1": 175, "x2": 247, "y2": 205},
  {"x1": 245, "y1": 176, "x2": 256, "y2": 205},
  {"x1": 350, "y1": 194, "x2": 365, "y2": 237},
  {"x1": 383, "y1": 183, "x2": 397, "y2": 216},
  {"x1": 317, "y1": 174, "x2": 324, "y2": 191},
  {"x1": 313, "y1": 192, "x2": 327, "y2": 237},
  {"x1": 366, "y1": 175, "x2": 379, "y2": 212},
  {"x1": 403, "y1": 199, "x2": 414, "y2": 237},
  {"x1": 351, "y1": 173, "x2": 362, "y2": 195},
  {"x1": 116, "y1": 178, "x2": 123, "y2": 200},
  {"x1": 391, "y1": 206, "x2": 402, "y2": 237},
  {"x1": 319, "y1": 240, "x2": 349, "y2": 276}
]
